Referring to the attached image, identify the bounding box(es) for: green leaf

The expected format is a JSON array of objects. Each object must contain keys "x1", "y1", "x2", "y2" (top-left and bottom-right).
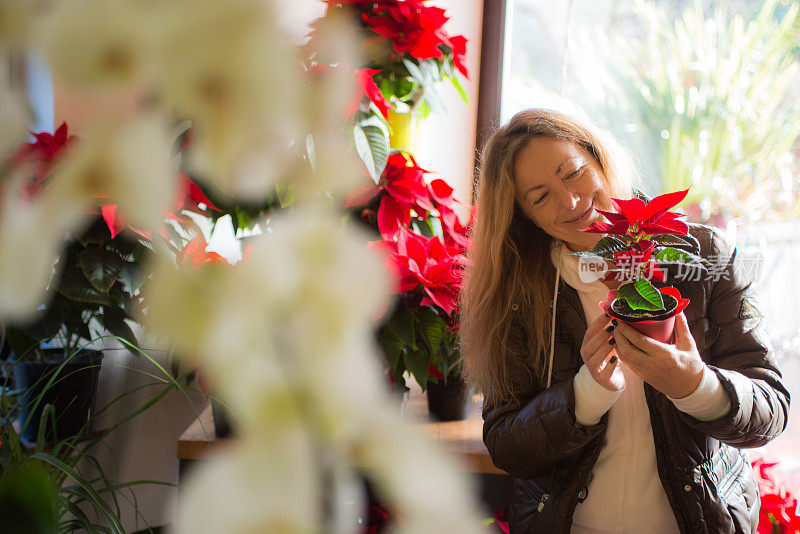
[
  {"x1": 377, "y1": 326, "x2": 403, "y2": 370},
  {"x1": 449, "y1": 74, "x2": 469, "y2": 104},
  {"x1": 353, "y1": 123, "x2": 389, "y2": 183},
  {"x1": 101, "y1": 306, "x2": 138, "y2": 350},
  {"x1": 572, "y1": 236, "x2": 628, "y2": 259},
  {"x1": 79, "y1": 247, "x2": 124, "y2": 293},
  {"x1": 57, "y1": 267, "x2": 111, "y2": 306},
  {"x1": 416, "y1": 306, "x2": 446, "y2": 361},
  {"x1": 655, "y1": 247, "x2": 708, "y2": 265},
  {"x1": 79, "y1": 218, "x2": 112, "y2": 245},
  {"x1": 276, "y1": 182, "x2": 296, "y2": 208},
  {"x1": 387, "y1": 307, "x2": 417, "y2": 351},
  {"x1": 617, "y1": 280, "x2": 664, "y2": 311},
  {"x1": 403, "y1": 348, "x2": 430, "y2": 390}
]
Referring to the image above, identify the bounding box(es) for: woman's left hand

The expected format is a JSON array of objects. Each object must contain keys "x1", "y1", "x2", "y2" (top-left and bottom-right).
[{"x1": 613, "y1": 312, "x2": 705, "y2": 399}]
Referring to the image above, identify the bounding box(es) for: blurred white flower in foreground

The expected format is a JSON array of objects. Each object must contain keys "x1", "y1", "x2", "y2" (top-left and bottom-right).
[
  {"x1": 35, "y1": 0, "x2": 156, "y2": 91},
  {"x1": 0, "y1": 194, "x2": 63, "y2": 320},
  {"x1": 153, "y1": 0, "x2": 301, "y2": 199},
  {"x1": 175, "y1": 426, "x2": 320, "y2": 534},
  {"x1": 43, "y1": 112, "x2": 179, "y2": 231}
]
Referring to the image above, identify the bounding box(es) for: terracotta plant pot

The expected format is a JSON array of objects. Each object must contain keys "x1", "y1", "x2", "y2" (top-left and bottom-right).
[{"x1": 600, "y1": 287, "x2": 690, "y2": 344}]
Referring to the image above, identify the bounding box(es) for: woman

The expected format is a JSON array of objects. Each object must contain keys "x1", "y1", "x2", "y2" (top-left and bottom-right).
[{"x1": 460, "y1": 109, "x2": 789, "y2": 533}]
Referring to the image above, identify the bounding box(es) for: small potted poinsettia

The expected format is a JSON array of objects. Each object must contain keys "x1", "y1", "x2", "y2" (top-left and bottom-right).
[{"x1": 574, "y1": 189, "x2": 708, "y2": 343}]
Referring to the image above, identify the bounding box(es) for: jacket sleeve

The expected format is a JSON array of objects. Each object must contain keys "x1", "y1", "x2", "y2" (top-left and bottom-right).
[
  {"x1": 482, "y1": 358, "x2": 605, "y2": 479},
  {"x1": 680, "y1": 228, "x2": 790, "y2": 448}
]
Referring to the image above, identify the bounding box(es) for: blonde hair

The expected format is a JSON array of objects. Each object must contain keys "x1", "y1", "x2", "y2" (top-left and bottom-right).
[{"x1": 460, "y1": 109, "x2": 637, "y2": 404}]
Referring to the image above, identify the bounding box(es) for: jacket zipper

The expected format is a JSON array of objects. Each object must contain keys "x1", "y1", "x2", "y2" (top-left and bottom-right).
[{"x1": 537, "y1": 493, "x2": 550, "y2": 512}]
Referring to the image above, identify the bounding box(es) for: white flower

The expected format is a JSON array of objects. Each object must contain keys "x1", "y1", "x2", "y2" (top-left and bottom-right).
[
  {"x1": 35, "y1": 0, "x2": 155, "y2": 91},
  {"x1": 0, "y1": 195, "x2": 66, "y2": 320},
  {"x1": 153, "y1": 0, "x2": 301, "y2": 200},
  {"x1": 175, "y1": 428, "x2": 320, "y2": 534},
  {"x1": 42, "y1": 113, "x2": 179, "y2": 232}
]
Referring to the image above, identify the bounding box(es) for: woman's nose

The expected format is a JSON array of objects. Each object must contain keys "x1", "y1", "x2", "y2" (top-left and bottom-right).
[{"x1": 560, "y1": 189, "x2": 580, "y2": 210}]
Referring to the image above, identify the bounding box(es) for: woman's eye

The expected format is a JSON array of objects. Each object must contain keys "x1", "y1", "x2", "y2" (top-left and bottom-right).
[
  {"x1": 564, "y1": 168, "x2": 581, "y2": 180},
  {"x1": 533, "y1": 192, "x2": 549, "y2": 205}
]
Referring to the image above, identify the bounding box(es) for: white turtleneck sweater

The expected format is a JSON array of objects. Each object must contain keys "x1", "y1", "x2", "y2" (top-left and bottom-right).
[{"x1": 550, "y1": 241, "x2": 731, "y2": 534}]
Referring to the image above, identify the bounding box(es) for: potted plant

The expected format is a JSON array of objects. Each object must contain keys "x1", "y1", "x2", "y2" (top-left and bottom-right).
[
  {"x1": 304, "y1": 0, "x2": 469, "y2": 178},
  {"x1": 349, "y1": 152, "x2": 473, "y2": 419},
  {"x1": 574, "y1": 188, "x2": 708, "y2": 343},
  {"x1": 2, "y1": 123, "x2": 217, "y2": 443}
]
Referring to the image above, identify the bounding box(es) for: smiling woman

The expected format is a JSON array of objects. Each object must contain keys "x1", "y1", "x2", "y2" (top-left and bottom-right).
[
  {"x1": 460, "y1": 108, "x2": 789, "y2": 533},
  {"x1": 512, "y1": 137, "x2": 614, "y2": 252}
]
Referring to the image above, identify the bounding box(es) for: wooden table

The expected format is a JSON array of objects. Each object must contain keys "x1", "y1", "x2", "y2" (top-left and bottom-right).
[
  {"x1": 178, "y1": 385, "x2": 506, "y2": 475},
  {"x1": 177, "y1": 386, "x2": 512, "y2": 509}
]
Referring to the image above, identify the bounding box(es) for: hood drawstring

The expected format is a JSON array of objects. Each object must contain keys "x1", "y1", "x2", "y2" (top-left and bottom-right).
[{"x1": 547, "y1": 242, "x2": 562, "y2": 389}]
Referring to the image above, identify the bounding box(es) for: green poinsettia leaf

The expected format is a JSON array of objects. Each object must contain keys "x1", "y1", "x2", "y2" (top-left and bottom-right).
[
  {"x1": 416, "y1": 306, "x2": 446, "y2": 361},
  {"x1": 617, "y1": 280, "x2": 664, "y2": 311},
  {"x1": 655, "y1": 247, "x2": 709, "y2": 265},
  {"x1": 403, "y1": 348, "x2": 430, "y2": 391},
  {"x1": 101, "y1": 306, "x2": 138, "y2": 350},
  {"x1": 572, "y1": 236, "x2": 628, "y2": 259},
  {"x1": 353, "y1": 123, "x2": 389, "y2": 184},
  {"x1": 387, "y1": 307, "x2": 417, "y2": 351},
  {"x1": 79, "y1": 247, "x2": 124, "y2": 293},
  {"x1": 58, "y1": 267, "x2": 111, "y2": 306},
  {"x1": 377, "y1": 326, "x2": 403, "y2": 370}
]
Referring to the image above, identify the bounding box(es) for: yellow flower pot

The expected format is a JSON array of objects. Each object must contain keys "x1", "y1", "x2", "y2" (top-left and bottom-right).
[{"x1": 387, "y1": 109, "x2": 420, "y2": 152}]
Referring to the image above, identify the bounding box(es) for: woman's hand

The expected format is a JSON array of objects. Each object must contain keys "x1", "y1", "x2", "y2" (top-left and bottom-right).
[
  {"x1": 612, "y1": 312, "x2": 705, "y2": 398},
  {"x1": 580, "y1": 314, "x2": 625, "y2": 392}
]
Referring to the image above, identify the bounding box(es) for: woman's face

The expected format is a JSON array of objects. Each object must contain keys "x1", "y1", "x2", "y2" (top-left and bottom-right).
[{"x1": 513, "y1": 137, "x2": 613, "y2": 252}]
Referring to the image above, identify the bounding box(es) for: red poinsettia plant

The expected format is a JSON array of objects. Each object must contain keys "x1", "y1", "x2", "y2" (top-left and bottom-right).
[
  {"x1": 350, "y1": 152, "x2": 471, "y2": 390},
  {"x1": 319, "y1": 0, "x2": 468, "y2": 115},
  {"x1": 303, "y1": 0, "x2": 470, "y2": 183},
  {"x1": 1, "y1": 123, "x2": 223, "y2": 361},
  {"x1": 574, "y1": 189, "x2": 707, "y2": 341},
  {"x1": 752, "y1": 456, "x2": 800, "y2": 534}
]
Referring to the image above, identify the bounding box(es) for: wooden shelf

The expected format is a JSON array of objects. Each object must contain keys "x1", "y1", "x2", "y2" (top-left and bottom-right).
[{"x1": 178, "y1": 384, "x2": 506, "y2": 475}]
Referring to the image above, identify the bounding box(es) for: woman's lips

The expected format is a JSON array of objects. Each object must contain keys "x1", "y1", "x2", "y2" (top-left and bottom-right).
[{"x1": 566, "y1": 202, "x2": 594, "y2": 225}]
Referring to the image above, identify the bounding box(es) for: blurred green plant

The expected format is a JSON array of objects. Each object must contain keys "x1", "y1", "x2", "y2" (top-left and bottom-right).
[
  {"x1": 0, "y1": 341, "x2": 194, "y2": 533},
  {"x1": 603, "y1": 0, "x2": 800, "y2": 221}
]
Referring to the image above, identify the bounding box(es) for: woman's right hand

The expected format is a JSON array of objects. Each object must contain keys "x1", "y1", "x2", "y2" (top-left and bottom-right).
[{"x1": 580, "y1": 314, "x2": 625, "y2": 391}]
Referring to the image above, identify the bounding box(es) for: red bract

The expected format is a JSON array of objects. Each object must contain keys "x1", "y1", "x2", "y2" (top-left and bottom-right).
[
  {"x1": 449, "y1": 34, "x2": 469, "y2": 78},
  {"x1": 362, "y1": 0, "x2": 466, "y2": 61},
  {"x1": 383, "y1": 228, "x2": 465, "y2": 315},
  {"x1": 610, "y1": 241, "x2": 665, "y2": 282},
  {"x1": 8, "y1": 122, "x2": 76, "y2": 198},
  {"x1": 376, "y1": 153, "x2": 434, "y2": 239},
  {"x1": 353, "y1": 68, "x2": 393, "y2": 120},
  {"x1": 752, "y1": 457, "x2": 800, "y2": 533},
  {"x1": 582, "y1": 189, "x2": 690, "y2": 237}
]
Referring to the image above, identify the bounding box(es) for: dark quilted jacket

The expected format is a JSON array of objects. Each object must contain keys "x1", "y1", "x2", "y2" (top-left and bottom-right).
[{"x1": 482, "y1": 225, "x2": 790, "y2": 533}]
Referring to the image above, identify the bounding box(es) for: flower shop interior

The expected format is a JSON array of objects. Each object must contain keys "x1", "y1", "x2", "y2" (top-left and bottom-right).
[{"x1": 1, "y1": 0, "x2": 799, "y2": 532}]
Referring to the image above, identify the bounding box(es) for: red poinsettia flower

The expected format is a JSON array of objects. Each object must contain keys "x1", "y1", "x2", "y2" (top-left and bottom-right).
[
  {"x1": 8, "y1": 122, "x2": 76, "y2": 198},
  {"x1": 352, "y1": 68, "x2": 393, "y2": 119},
  {"x1": 582, "y1": 189, "x2": 690, "y2": 237},
  {"x1": 448, "y1": 34, "x2": 469, "y2": 78},
  {"x1": 376, "y1": 153, "x2": 434, "y2": 239},
  {"x1": 381, "y1": 227, "x2": 465, "y2": 315},
  {"x1": 608, "y1": 240, "x2": 665, "y2": 282},
  {"x1": 362, "y1": 0, "x2": 451, "y2": 60}
]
